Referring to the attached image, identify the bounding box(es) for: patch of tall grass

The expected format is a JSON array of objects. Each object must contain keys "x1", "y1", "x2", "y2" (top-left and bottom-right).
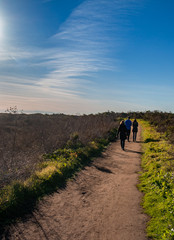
[{"x1": 139, "y1": 120, "x2": 174, "y2": 240}]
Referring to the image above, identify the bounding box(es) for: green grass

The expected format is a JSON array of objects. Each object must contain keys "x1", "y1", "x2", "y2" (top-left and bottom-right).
[
  {"x1": 0, "y1": 128, "x2": 117, "y2": 227},
  {"x1": 139, "y1": 120, "x2": 174, "y2": 240}
]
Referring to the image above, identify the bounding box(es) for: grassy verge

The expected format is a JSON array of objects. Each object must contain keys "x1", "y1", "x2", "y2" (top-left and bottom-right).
[
  {"x1": 0, "y1": 128, "x2": 117, "y2": 227},
  {"x1": 139, "y1": 120, "x2": 174, "y2": 240}
]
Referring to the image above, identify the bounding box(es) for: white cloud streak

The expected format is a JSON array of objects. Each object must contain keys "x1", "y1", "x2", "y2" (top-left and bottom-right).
[{"x1": 37, "y1": 0, "x2": 138, "y2": 94}]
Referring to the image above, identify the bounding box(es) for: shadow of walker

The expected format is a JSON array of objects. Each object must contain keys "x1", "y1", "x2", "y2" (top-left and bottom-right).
[
  {"x1": 125, "y1": 149, "x2": 143, "y2": 154},
  {"x1": 93, "y1": 165, "x2": 113, "y2": 174}
]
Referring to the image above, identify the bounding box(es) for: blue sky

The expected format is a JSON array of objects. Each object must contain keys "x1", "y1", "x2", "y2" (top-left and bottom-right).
[{"x1": 0, "y1": 0, "x2": 174, "y2": 114}]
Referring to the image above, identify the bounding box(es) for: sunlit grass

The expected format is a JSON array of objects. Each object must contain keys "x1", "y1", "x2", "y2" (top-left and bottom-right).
[{"x1": 139, "y1": 120, "x2": 174, "y2": 240}]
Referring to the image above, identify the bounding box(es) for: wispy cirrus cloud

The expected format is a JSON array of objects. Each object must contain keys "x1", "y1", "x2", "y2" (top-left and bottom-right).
[
  {"x1": 0, "y1": 0, "x2": 140, "y2": 113},
  {"x1": 37, "y1": 0, "x2": 138, "y2": 94}
]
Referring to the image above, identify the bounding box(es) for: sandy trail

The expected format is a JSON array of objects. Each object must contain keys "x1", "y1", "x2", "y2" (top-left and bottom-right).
[{"x1": 2, "y1": 127, "x2": 148, "y2": 240}]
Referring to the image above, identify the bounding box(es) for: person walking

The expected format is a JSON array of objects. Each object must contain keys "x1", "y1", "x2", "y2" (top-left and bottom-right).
[
  {"x1": 124, "y1": 116, "x2": 132, "y2": 142},
  {"x1": 117, "y1": 120, "x2": 128, "y2": 150},
  {"x1": 132, "y1": 119, "x2": 138, "y2": 142}
]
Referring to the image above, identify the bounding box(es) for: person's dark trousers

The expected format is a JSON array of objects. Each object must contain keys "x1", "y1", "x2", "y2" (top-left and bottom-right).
[
  {"x1": 133, "y1": 132, "x2": 137, "y2": 142},
  {"x1": 127, "y1": 129, "x2": 131, "y2": 141},
  {"x1": 120, "y1": 139, "x2": 125, "y2": 150}
]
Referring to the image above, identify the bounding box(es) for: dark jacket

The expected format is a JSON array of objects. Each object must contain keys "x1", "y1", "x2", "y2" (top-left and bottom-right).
[
  {"x1": 132, "y1": 121, "x2": 138, "y2": 132},
  {"x1": 118, "y1": 123, "x2": 127, "y2": 140}
]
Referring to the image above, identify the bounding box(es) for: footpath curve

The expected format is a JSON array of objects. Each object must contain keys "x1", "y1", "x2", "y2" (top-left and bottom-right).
[{"x1": 3, "y1": 127, "x2": 149, "y2": 240}]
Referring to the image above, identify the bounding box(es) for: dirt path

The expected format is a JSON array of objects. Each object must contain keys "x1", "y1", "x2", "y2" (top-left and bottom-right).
[{"x1": 2, "y1": 127, "x2": 149, "y2": 240}]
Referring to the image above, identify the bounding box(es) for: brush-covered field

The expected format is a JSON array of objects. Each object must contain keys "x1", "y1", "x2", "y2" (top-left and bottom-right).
[{"x1": 0, "y1": 111, "x2": 121, "y2": 188}]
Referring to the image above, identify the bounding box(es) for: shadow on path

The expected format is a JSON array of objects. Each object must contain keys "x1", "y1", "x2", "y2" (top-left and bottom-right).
[
  {"x1": 125, "y1": 149, "x2": 143, "y2": 154},
  {"x1": 93, "y1": 165, "x2": 113, "y2": 174}
]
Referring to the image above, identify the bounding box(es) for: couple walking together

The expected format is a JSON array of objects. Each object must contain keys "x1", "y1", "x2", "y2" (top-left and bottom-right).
[{"x1": 117, "y1": 117, "x2": 138, "y2": 150}]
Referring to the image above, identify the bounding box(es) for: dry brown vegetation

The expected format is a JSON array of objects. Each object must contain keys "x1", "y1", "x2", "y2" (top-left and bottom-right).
[{"x1": 0, "y1": 111, "x2": 121, "y2": 188}]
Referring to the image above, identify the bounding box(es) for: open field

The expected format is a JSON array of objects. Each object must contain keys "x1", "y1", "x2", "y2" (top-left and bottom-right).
[
  {"x1": 0, "y1": 112, "x2": 120, "y2": 188},
  {"x1": 1, "y1": 110, "x2": 174, "y2": 188}
]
